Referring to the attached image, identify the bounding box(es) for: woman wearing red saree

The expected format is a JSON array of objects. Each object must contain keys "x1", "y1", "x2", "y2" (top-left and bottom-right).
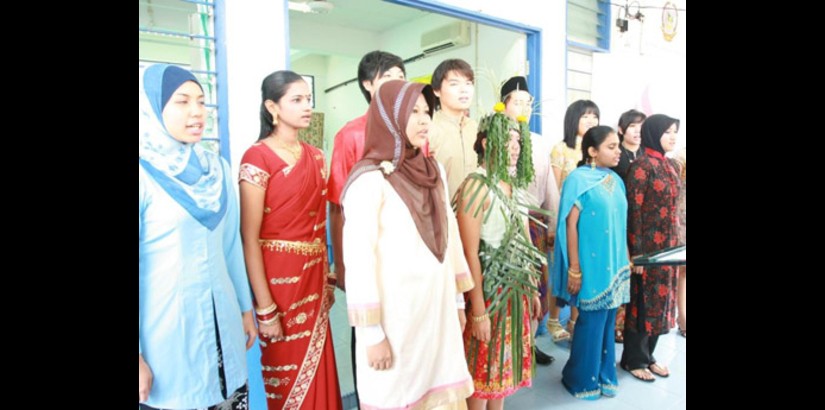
[{"x1": 239, "y1": 70, "x2": 342, "y2": 410}]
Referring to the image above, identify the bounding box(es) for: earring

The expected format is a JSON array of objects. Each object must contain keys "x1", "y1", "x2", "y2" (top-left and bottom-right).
[
  {"x1": 272, "y1": 114, "x2": 278, "y2": 126},
  {"x1": 591, "y1": 158, "x2": 596, "y2": 169}
]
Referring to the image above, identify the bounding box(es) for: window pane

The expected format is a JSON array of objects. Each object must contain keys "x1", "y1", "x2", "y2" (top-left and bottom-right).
[{"x1": 139, "y1": 0, "x2": 220, "y2": 154}]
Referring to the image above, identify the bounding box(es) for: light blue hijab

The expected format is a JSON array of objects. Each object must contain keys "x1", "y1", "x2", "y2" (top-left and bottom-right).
[{"x1": 139, "y1": 64, "x2": 226, "y2": 230}]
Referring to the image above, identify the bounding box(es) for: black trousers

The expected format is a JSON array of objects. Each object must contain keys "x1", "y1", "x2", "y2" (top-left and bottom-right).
[
  {"x1": 620, "y1": 330, "x2": 660, "y2": 370},
  {"x1": 351, "y1": 326, "x2": 360, "y2": 407}
]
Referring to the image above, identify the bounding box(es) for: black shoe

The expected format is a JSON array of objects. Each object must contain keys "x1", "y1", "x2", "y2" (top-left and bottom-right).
[{"x1": 535, "y1": 347, "x2": 555, "y2": 365}]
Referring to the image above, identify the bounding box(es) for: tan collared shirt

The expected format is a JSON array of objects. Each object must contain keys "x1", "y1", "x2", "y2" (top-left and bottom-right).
[{"x1": 429, "y1": 111, "x2": 479, "y2": 201}]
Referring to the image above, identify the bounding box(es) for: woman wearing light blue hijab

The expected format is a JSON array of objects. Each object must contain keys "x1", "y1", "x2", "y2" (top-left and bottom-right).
[
  {"x1": 139, "y1": 64, "x2": 256, "y2": 410},
  {"x1": 552, "y1": 125, "x2": 631, "y2": 399}
]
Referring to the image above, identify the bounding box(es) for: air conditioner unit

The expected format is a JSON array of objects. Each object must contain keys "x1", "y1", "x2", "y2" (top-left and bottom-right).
[{"x1": 420, "y1": 21, "x2": 471, "y2": 55}]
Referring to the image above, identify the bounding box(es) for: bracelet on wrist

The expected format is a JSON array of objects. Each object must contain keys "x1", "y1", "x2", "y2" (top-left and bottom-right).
[
  {"x1": 255, "y1": 303, "x2": 277, "y2": 316},
  {"x1": 258, "y1": 314, "x2": 280, "y2": 326},
  {"x1": 471, "y1": 313, "x2": 489, "y2": 323},
  {"x1": 256, "y1": 310, "x2": 280, "y2": 322}
]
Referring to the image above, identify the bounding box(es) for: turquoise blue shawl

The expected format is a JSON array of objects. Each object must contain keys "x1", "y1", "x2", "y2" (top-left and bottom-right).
[{"x1": 552, "y1": 166, "x2": 630, "y2": 311}]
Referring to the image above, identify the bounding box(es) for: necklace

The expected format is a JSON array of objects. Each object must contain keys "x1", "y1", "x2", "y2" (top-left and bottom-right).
[
  {"x1": 272, "y1": 138, "x2": 302, "y2": 160},
  {"x1": 624, "y1": 145, "x2": 640, "y2": 162}
]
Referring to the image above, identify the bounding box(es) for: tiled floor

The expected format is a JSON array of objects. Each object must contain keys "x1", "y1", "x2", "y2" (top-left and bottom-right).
[{"x1": 329, "y1": 288, "x2": 686, "y2": 410}]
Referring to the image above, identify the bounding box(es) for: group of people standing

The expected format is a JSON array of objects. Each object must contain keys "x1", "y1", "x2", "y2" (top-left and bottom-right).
[{"x1": 138, "y1": 49, "x2": 684, "y2": 410}]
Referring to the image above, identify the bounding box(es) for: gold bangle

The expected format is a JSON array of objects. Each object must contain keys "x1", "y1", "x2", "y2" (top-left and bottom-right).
[
  {"x1": 471, "y1": 313, "x2": 489, "y2": 323},
  {"x1": 568, "y1": 269, "x2": 582, "y2": 278},
  {"x1": 255, "y1": 303, "x2": 278, "y2": 316}
]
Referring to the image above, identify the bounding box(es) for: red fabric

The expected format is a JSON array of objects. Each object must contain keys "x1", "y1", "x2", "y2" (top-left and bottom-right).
[
  {"x1": 463, "y1": 295, "x2": 533, "y2": 399},
  {"x1": 240, "y1": 142, "x2": 342, "y2": 410},
  {"x1": 327, "y1": 113, "x2": 368, "y2": 205},
  {"x1": 624, "y1": 154, "x2": 681, "y2": 336}
]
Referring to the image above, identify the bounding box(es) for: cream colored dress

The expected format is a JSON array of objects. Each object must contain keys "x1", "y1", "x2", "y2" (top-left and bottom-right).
[
  {"x1": 550, "y1": 136, "x2": 583, "y2": 188},
  {"x1": 343, "y1": 165, "x2": 475, "y2": 410}
]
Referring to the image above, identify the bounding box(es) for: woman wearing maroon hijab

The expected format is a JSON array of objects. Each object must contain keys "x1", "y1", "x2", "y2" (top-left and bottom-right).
[{"x1": 342, "y1": 80, "x2": 475, "y2": 409}]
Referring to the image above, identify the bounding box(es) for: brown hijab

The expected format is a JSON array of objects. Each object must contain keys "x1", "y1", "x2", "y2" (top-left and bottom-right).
[{"x1": 342, "y1": 80, "x2": 447, "y2": 262}]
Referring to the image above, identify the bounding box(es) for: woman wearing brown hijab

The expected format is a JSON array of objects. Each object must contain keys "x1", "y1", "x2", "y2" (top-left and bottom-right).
[{"x1": 342, "y1": 80, "x2": 475, "y2": 409}]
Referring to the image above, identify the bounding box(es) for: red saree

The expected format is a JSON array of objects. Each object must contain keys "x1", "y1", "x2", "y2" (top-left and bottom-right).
[{"x1": 239, "y1": 141, "x2": 342, "y2": 410}]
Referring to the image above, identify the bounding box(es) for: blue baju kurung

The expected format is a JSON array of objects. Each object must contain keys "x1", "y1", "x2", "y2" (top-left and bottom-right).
[{"x1": 552, "y1": 166, "x2": 630, "y2": 399}]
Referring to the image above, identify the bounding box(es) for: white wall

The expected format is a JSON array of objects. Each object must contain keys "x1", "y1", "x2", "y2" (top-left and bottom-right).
[
  {"x1": 321, "y1": 55, "x2": 364, "y2": 155},
  {"x1": 592, "y1": 0, "x2": 687, "y2": 149},
  {"x1": 224, "y1": 0, "x2": 289, "y2": 173}
]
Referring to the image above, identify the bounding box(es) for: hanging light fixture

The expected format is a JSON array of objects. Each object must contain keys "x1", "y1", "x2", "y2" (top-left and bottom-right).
[
  {"x1": 288, "y1": 1, "x2": 335, "y2": 14},
  {"x1": 616, "y1": 1, "x2": 644, "y2": 33}
]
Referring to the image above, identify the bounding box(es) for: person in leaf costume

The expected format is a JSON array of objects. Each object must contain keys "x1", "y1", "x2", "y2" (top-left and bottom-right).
[{"x1": 455, "y1": 105, "x2": 544, "y2": 407}]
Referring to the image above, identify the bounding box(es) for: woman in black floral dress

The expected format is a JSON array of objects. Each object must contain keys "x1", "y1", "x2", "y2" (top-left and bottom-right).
[{"x1": 620, "y1": 114, "x2": 681, "y2": 382}]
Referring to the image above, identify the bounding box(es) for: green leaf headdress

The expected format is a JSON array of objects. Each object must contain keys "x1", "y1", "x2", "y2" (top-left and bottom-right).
[{"x1": 477, "y1": 103, "x2": 535, "y2": 189}]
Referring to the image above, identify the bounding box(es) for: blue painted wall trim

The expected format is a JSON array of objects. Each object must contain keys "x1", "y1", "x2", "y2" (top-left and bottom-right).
[
  {"x1": 597, "y1": 0, "x2": 611, "y2": 51},
  {"x1": 525, "y1": 33, "x2": 541, "y2": 135},
  {"x1": 215, "y1": 0, "x2": 231, "y2": 162},
  {"x1": 384, "y1": 0, "x2": 543, "y2": 135}
]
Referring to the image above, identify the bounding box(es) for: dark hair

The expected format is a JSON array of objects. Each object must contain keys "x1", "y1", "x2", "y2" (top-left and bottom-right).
[
  {"x1": 431, "y1": 59, "x2": 474, "y2": 92},
  {"x1": 577, "y1": 125, "x2": 616, "y2": 167},
  {"x1": 357, "y1": 51, "x2": 405, "y2": 103},
  {"x1": 258, "y1": 70, "x2": 305, "y2": 140},
  {"x1": 473, "y1": 130, "x2": 488, "y2": 162},
  {"x1": 617, "y1": 109, "x2": 646, "y2": 141},
  {"x1": 431, "y1": 59, "x2": 474, "y2": 112},
  {"x1": 563, "y1": 100, "x2": 600, "y2": 149}
]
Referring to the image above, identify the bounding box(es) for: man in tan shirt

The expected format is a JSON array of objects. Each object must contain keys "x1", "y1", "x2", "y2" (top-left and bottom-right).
[{"x1": 428, "y1": 59, "x2": 478, "y2": 201}]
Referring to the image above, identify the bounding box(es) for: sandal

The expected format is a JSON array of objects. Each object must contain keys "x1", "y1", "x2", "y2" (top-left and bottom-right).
[
  {"x1": 621, "y1": 363, "x2": 655, "y2": 382},
  {"x1": 615, "y1": 329, "x2": 624, "y2": 343},
  {"x1": 567, "y1": 319, "x2": 577, "y2": 339},
  {"x1": 679, "y1": 328, "x2": 686, "y2": 338},
  {"x1": 648, "y1": 363, "x2": 670, "y2": 378},
  {"x1": 547, "y1": 318, "x2": 570, "y2": 342}
]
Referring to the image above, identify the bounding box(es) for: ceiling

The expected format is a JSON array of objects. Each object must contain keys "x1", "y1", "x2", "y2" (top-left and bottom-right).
[
  {"x1": 138, "y1": 0, "x2": 196, "y2": 32},
  {"x1": 139, "y1": 0, "x2": 433, "y2": 60},
  {"x1": 289, "y1": 0, "x2": 430, "y2": 33}
]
